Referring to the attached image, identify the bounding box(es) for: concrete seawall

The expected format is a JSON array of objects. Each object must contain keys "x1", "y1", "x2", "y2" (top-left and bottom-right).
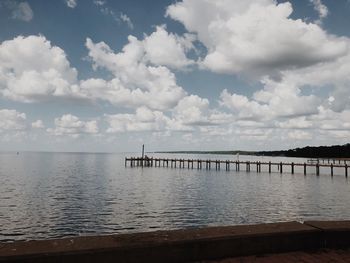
[{"x1": 1, "y1": 221, "x2": 350, "y2": 262}]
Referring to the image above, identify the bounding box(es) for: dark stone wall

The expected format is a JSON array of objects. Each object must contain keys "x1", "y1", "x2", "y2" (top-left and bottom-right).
[{"x1": 1, "y1": 221, "x2": 350, "y2": 263}]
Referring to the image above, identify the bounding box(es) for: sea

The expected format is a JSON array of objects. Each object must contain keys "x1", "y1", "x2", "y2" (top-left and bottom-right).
[{"x1": 1, "y1": 151, "x2": 349, "y2": 242}]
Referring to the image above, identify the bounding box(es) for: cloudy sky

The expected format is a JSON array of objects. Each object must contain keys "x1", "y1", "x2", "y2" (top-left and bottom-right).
[{"x1": 1, "y1": 0, "x2": 350, "y2": 152}]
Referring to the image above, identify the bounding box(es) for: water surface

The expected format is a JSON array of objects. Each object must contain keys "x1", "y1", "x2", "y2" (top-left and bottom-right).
[{"x1": 0, "y1": 152, "x2": 349, "y2": 242}]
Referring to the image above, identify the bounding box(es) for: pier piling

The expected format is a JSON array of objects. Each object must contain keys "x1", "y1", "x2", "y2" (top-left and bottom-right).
[
  {"x1": 346, "y1": 164, "x2": 348, "y2": 178},
  {"x1": 331, "y1": 163, "x2": 333, "y2": 177},
  {"x1": 280, "y1": 162, "x2": 283, "y2": 174}
]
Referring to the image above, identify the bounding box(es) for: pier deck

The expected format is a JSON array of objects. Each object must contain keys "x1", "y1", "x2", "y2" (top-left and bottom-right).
[{"x1": 125, "y1": 157, "x2": 349, "y2": 176}]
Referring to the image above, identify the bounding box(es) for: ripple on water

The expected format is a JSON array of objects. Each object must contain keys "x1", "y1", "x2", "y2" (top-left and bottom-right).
[{"x1": 1, "y1": 152, "x2": 350, "y2": 242}]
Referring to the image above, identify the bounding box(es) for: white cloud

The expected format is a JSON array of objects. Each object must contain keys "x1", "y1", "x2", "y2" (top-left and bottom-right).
[
  {"x1": 323, "y1": 130, "x2": 350, "y2": 139},
  {"x1": 105, "y1": 107, "x2": 172, "y2": 133},
  {"x1": 0, "y1": 33, "x2": 192, "y2": 111},
  {"x1": 173, "y1": 95, "x2": 211, "y2": 125},
  {"x1": 314, "y1": 107, "x2": 350, "y2": 131},
  {"x1": 163, "y1": 0, "x2": 350, "y2": 147},
  {"x1": 93, "y1": 0, "x2": 105, "y2": 6},
  {"x1": 143, "y1": 25, "x2": 195, "y2": 69},
  {"x1": 105, "y1": 106, "x2": 194, "y2": 133},
  {"x1": 31, "y1": 120, "x2": 45, "y2": 129},
  {"x1": 234, "y1": 127, "x2": 273, "y2": 141},
  {"x1": 1, "y1": 1, "x2": 33, "y2": 22},
  {"x1": 86, "y1": 26, "x2": 194, "y2": 70},
  {"x1": 84, "y1": 35, "x2": 188, "y2": 110},
  {"x1": 277, "y1": 117, "x2": 313, "y2": 129},
  {"x1": 288, "y1": 130, "x2": 312, "y2": 140},
  {"x1": 220, "y1": 90, "x2": 268, "y2": 120},
  {"x1": 166, "y1": 0, "x2": 347, "y2": 77},
  {"x1": 272, "y1": 53, "x2": 350, "y2": 112},
  {"x1": 95, "y1": 3, "x2": 133, "y2": 30},
  {"x1": 0, "y1": 109, "x2": 27, "y2": 132},
  {"x1": 2, "y1": 1, "x2": 350, "y2": 149},
  {"x1": 310, "y1": 0, "x2": 328, "y2": 23},
  {"x1": 47, "y1": 114, "x2": 98, "y2": 137},
  {"x1": 11, "y1": 1, "x2": 33, "y2": 21},
  {"x1": 82, "y1": 27, "x2": 195, "y2": 110},
  {"x1": 104, "y1": 93, "x2": 232, "y2": 133},
  {"x1": 0, "y1": 35, "x2": 81, "y2": 102},
  {"x1": 120, "y1": 13, "x2": 134, "y2": 30},
  {"x1": 65, "y1": 0, "x2": 77, "y2": 8},
  {"x1": 220, "y1": 77, "x2": 320, "y2": 121}
]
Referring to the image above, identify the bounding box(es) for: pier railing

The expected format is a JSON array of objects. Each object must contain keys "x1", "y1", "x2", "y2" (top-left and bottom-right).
[{"x1": 125, "y1": 157, "x2": 349, "y2": 177}]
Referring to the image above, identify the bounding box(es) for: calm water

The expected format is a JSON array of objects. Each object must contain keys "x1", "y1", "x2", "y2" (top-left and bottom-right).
[{"x1": 1, "y1": 152, "x2": 350, "y2": 242}]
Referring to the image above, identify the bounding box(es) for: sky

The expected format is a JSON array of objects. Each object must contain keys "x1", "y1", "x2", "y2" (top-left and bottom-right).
[{"x1": 0, "y1": 0, "x2": 350, "y2": 152}]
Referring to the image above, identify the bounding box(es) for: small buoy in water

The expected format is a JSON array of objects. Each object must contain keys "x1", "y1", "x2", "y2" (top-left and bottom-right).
[{"x1": 16, "y1": 152, "x2": 19, "y2": 155}]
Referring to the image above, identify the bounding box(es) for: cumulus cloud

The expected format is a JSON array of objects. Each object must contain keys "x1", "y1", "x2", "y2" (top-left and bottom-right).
[
  {"x1": 0, "y1": 33, "x2": 193, "y2": 111},
  {"x1": 288, "y1": 130, "x2": 312, "y2": 140},
  {"x1": 2, "y1": 1, "x2": 350, "y2": 148},
  {"x1": 81, "y1": 26, "x2": 195, "y2": 111},
  {"x1": 0, "y1": 35, "x2": 81, "y2": 102},
  {"x1": 105, "y1": 106, "x2": 194, "y2": 133},
  {"x1": 234, "y1": 127, "x2": 273, "y2": 140},
  {"x1": 65, "y1": 0, "x2": 77, "y2": 8},
  {"x1": 272, "y1": 52, "x2": 350, "y2": 112},
  {"x1": 94, "y1": 2, "x2": 134, "y2": 29},
  {"x1": 93, "y1": 0, "x2": 105, "y2": 6},
  {"x1": 172, "y1": 95, "x2": 232, "y2": 126},
  {"x1": 86, "y1": 25, "x2": 194, "y2": 70},
  {"x1": 119, "y1": 13, "x2": 134, "y2": 30},
  {"x1": 31, "y1": 120, "x2": 45, "y2": 129},
  {"x1": 105, "y1": 107, "x2": 172, "y2": 133},
  {"x1": 163, "y1": 0, "x2": 350, "y2": 145},
  {"x1": 143, "y1": 25, "x2": 195, "y2": 69},
  {"x1": 1, "y1": 1, "x2": 33, "y2": 21},
  {"x1": 12, "y1": 1, "x2": 33, "y2": 21},
  {"x1": 173, "y1": 95, "x2": 211, "y2": 125},
  {"x1": 166, "y1": 0, "x2": 347, "y2": 77},
  {"x1": 0, "y1": 109, "x2": 27, "y2": 132},
  {"x1": 313, "y1": 107, "x2": 350, "y2": 131},
  {"x1": 322, "y1": 130, "x2": 350, "y2": 139},
  {"x1": 47, "y1": 114, "x2": 98, "y2": 137},
  {"x1": 310, "y1": 0, "x2": 328, "y2": 23},
  {"x1": 276, "y1": 117, "x2": 313, "y2": 129},
  {"x1": 84, "y1": 32, "x2": 189, "y2": 110},
  {"x1": 220, "y1": 75, "x2": 320, "y2": 121},
  {"x1": 104, "y1": 95, "x2": 232, "y2": 134}
]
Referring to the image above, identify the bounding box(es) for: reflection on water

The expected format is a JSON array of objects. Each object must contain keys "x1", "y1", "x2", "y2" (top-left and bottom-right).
[{"x1": 0, "y1": 152, "x2": 349, "y2": 242}]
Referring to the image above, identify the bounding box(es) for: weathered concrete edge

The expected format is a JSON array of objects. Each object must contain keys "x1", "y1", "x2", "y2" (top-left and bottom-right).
[
  {"x1": 304, "y1": 220, "x2": 350, "y2": 249},
  {"x1": 0, "y1": 221, "x2": 349, "y2": 263}
]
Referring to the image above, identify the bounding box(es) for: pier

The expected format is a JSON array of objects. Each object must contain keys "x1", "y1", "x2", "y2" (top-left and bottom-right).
[
  {"x1": 307, "y1": 158, "x2": 350, "y2": 165},
  {"x1": 125, "y1": 157, "x2": 349, "y2": 177}
]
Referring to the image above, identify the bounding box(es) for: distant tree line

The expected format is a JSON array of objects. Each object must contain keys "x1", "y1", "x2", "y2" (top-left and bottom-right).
[
  {"x1": 157, "y1": 143, "x2": 350, "y2": 158},
  {"x1": 257, "y1": 144, "x2": 350, "y2": 158}
]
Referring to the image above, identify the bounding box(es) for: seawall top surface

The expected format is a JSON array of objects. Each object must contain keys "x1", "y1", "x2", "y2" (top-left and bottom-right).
[
  {"x1": 305, "y1": 220, "x2": 350, "y2": 231},
  {"x1": 0, "y1": 221, "x2": 316, "y2": 258}
]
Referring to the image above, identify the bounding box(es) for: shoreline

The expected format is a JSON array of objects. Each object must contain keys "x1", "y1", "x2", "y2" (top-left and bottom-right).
[{"x1": 1, "y1": 220, "x2": 350, "y2": 262}]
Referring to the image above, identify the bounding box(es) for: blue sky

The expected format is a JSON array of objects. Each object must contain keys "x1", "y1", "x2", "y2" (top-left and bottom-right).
[{"x1": 1, "y1": 0, "x2": 350, "y2": 152}]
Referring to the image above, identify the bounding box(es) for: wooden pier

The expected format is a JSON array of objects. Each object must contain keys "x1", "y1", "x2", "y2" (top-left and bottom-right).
[
  {"x1": 308, "y1": 158, "x2": 350, "y2": 165},
  {"x1": 125, "y1": 157, "x2": 349, "y2": 177}
]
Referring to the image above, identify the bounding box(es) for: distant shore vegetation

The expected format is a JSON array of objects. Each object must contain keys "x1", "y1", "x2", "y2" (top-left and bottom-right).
[{"x1": 157, "y1": 143, "x2": 350, "y2": 159}]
